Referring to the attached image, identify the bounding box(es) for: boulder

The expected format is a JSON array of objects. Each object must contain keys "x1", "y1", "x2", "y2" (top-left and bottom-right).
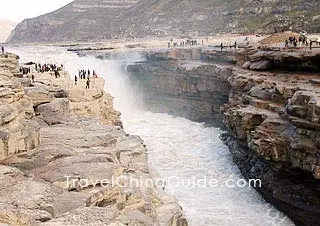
[
  {"x1": 291, "y1": 91, "x2": 313, "y2": 106},
  {"x1": 157, "y1": 203, "x2": 188, "y2": 226},
  {"x1": 37, "y1": 99, "x2": 69, "y2": 117},
  {"x1": 0, "y1": 102, "x2": 24, "y2": 125},
  {"x1": 242, "y1": 61, "x2": 251, "y2": 69},
  {"x1": 249, "y1": 60, "x2": 273, "y2": 71},
  {"x1": 249, "y1": 85, "x2": 270, "y2": 100},
  {"x1": 288, "y1": 91, "x2": 320, "y2": 123},
  {"x1": 52, "y1": 90, "x2": 68, "y2": 98},
  {"x1": 15, "y1": 78, "x2": 31, "y2": 87},
  {"x1": 24, "y1": 86, "x2": 54, "y2": 106}
]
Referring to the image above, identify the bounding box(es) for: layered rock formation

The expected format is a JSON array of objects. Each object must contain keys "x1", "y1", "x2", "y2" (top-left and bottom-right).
[
  {"x1": 126, "y1": 47, "x2": 320, "y2": 226},
  {"x1": 221, "y1": 50, "x2": 320, "y2": 226},
  {"x1": 240, "y1": 49, "x2": 320, "y2": 72},
  {"x1": 0, "y1": 53, "x2": 40, "y2": 160},
  {"x1": 7, "y1": 0, "x2": 320, "y2": 43},
  {"x1": 0, "y1": 54, "x2": 187, "y2": 225},
  {"x1": 126, "y1": 48, "x2": 231, "y2": 126}
]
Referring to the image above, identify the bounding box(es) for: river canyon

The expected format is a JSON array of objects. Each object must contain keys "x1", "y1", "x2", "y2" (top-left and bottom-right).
[{"x1": 4, "y1": 45, "x2": 300, "y2": 225}]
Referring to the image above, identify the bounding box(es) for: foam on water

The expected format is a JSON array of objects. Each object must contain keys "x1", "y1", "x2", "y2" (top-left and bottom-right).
[
  {"x1": 8, "y1": 46, "x2": 294, "y2": 226},
  {"x1": 123, "y1": 112, "x2": 294, "y2": 226}
]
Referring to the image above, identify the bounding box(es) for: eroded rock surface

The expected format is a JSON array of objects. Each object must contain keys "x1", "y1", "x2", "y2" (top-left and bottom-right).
[
  {"x1": 0, "y1": 53, "x2": 187, "y2": 226},
  {"x1": 0, "y1": 54, "x2": 40, "y2": 160},
  {"x1": 244, "y1": 50, "x2": 320, "y2": 72},
  {"x1": 221, "y1": 51, "x2": 320, "y2": 226},
  {"x1": 127, "y1": 47, "x2": 320, "y2": 226},
  {"x1": 1, "y1": 118, "x2": 187, "y2": 226}
]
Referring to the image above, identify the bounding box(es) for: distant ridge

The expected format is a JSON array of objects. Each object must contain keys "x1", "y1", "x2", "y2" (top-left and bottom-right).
[{"x1": 7, "y1": 0, "x2": 320, "y2": 43}]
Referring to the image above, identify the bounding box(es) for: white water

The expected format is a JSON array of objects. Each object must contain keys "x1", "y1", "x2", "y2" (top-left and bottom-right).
[{"x1": 8, "y1": 46, "x2": 294, "y2": 226}]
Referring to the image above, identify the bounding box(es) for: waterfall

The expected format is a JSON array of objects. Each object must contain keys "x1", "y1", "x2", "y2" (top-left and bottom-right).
[{"x1": 8, "y1": 45, "x2": 294, "y2": 226}]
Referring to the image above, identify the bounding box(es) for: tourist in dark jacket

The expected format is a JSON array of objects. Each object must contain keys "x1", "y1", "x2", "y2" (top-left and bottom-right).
[{"x1": 86, "y1": 78, "x2": 90, "y2": 89}]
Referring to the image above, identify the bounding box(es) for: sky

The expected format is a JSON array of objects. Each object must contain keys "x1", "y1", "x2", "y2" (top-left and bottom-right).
[{"x1": 0, "y1": 0, "x2": 75, "y2": 23}]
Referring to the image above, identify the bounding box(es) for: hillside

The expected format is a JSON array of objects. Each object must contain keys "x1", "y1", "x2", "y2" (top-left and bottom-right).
[
  {"x1": 0, "y1": 20, "x2": 16, "y2": 43},
  {"x1": 7, "y1": 0, "x2": 320, "y2": 43}
]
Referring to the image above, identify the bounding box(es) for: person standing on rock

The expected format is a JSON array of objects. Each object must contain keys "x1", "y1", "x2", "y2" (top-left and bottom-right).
[
  {"x1": 285, "y1": 39, "x2": 289, "y2": 48},
  {"x1": 31, "y1": 74, "x2": 35, "y2": 83},
  {"x1": 86, "y1": 77, "x2": 90, "y2": 89},
  {"x1": 54, "y1": 69, "x2": 60, "y2": 78},
  {"x1": 1, "y1": 46, "x2": 4, "y2": 54},
  {"x1": 220, "y1": 43, "x2": 223, "y2": 50},
  {"x1": 289, "y1": 37, "x2": 293, "y2": 45},
  {"x1": 74, "y1": 75, "x2": 78, "y2": 85}
]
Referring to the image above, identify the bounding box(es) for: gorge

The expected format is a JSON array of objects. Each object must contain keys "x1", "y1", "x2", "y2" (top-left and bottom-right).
[
  {"x1": 1, "y1": 44, "x2": 307, "y2": 225},
  {"x1": 1, "y1": 0, "x2": 320, "y2": 224},
  {"x1": 98, "y1": 46, "x2": 320, "y2": 225}
]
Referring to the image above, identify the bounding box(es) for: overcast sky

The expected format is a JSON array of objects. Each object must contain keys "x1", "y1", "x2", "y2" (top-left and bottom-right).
[{"x1": 0, "y1": 0, "x2": 75, "y2": 23}]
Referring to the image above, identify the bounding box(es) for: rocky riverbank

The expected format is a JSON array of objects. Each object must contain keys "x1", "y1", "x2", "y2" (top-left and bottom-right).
[
  {"x1": 0, "y1": 53, "x2": 187, "y2": 226},
  {"x1": 126, "y1": 47, "x2": 320, "y2": 226}
]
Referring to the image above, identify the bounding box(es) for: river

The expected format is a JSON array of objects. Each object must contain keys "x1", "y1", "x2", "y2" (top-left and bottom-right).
[{"x1": 8, "y1": 45, "x2": 294, "y2": 226}]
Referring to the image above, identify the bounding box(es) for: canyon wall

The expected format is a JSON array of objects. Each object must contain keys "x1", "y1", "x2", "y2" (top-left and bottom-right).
[
  {"x1": 0, "y1": 54, "x2": 187, "y2": 226},
  {"x1": 127, "y1": 47, "x2": 320, "y2": 226},
  {"x1": 126, "y1": 48, "x2": 232, "y2": 126}
]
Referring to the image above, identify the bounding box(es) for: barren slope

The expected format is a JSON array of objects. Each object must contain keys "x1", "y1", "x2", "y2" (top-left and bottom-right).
[{"x1": 7, "y1": 0, "x2": 320, "y2": 43}]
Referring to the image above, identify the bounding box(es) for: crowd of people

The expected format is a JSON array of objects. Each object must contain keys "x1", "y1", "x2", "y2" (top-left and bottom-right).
[
  {"x1": 35, "y1": 63, "x2": 63, "y2": 76},
  {"x1": 167, "y1": 37, "x2": 240, "y2": 51},
  {"x1": 285, "y1": 36, "x2": 307, "y2": 48},
  {"x1": 19, "y1": 62, "x2": 64, "y2": 83},
  {"x1": 20, "y1": 63, "x2": 99, "y2": 90},
  {"x1": 74, "y1": 69, "x2": 98, "y2": 89},
  {"x1": 20, "y1": 67, "x2": 31, "y2": 75},
  {"x1": 220, "y1": 41, "x2": 237, "y2": 50},
  {"x1": 168, "y1": 38, "x2": 205, "y2": 48},
  {"x1": 285, "y1": 35, "x2": 318, "y2": 50}
]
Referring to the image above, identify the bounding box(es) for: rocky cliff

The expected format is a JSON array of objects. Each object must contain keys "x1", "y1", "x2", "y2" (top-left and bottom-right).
[
  {"x1": 126, "y1": 48, "x2": 231, "y2": 126},
  {"x1": 221, "y1": 48, "x2": 320, "y2": 226},
  {"x1": 126, "y1": 47, "x2": 320, "y2": 226},
  {"x1": 7, "y1": 0, "x2": 320, "y2": 43},
  {"x1": 0, "y1": 53, "x2": 40, "y2": 160},
  {"x1": 0, "y1": 54, "x2": 187, "y2": 226}
]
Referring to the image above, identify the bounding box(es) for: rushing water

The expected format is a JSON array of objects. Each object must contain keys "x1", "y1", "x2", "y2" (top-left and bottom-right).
[{"x1": 8, "y1": 46, "x2": 294, "y2": 226}]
